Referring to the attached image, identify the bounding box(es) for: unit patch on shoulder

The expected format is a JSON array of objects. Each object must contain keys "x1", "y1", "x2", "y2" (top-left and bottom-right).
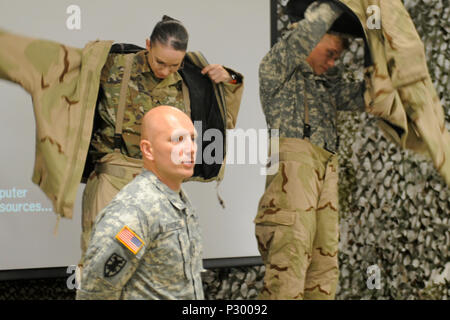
[
  {"x1": 104, "y1": 253, "x2": 127, "y2": 278},
  {"x1": 115, "y1": 225, "x2": 144, "y2": 255}
]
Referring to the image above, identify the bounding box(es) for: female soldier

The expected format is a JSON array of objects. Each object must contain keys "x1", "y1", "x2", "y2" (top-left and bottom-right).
[{"x1": 81, "y1": 16, "x2": 244, "y2": 258}]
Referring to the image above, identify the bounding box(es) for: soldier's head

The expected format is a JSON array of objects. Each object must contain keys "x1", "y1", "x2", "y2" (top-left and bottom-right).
[
  {"x1": 285, "y1": 0, "x2": 351, "y2": 75},
  {"x1": 140, "y1": 106, "x2": 197, "y2": 191},
  {"x1": 306, "y1": 32, "x2": 348, "y2": 75},
  {"x1": 146, "y1": 15, "x2": 188, "y2": 79}
]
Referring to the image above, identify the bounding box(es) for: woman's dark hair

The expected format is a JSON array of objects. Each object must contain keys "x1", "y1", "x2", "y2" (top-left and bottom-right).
[{"x1": 150, "y1": 15, "x2": 189, "y2": 51}]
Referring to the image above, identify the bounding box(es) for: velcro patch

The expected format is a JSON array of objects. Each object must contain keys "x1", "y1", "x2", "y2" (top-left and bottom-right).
[
  {"x1": 115, "y1": 225, "x2": 144, "y2": 255},
  {"x1": 104, "y1": 253, "x2": 127, "y2": 278}
]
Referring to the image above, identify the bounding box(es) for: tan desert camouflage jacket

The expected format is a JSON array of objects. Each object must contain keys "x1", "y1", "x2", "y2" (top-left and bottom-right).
[
  {"x1": 0, "y1": 30, "x2": 243, "y2": 219},
  {"x1": 0, "y1": 30, "x2": 112, "y2": 219},
  {"x1": 338, "y1": 0, "x2": 450, "y2": 185}
]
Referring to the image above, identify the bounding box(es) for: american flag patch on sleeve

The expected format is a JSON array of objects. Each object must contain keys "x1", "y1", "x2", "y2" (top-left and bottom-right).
[{"x1": 115, "y1": 226, "x2": 144, "y2": 255}]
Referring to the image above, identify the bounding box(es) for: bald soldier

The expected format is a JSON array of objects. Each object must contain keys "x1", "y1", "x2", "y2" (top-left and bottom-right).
[{"x1": 76, "y1": 106, "x2": 203, "y2": 300}]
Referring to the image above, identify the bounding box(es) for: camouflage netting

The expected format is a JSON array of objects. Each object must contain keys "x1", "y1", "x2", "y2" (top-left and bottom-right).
[
  {"x1": 0, "y1": 0, "x2": 448, "y2": 300},
  {"x1": 272, "y1": 0, "x2": 450, "y2": 300}
]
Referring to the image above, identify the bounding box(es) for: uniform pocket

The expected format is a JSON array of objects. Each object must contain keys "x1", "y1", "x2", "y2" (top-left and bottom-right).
[
  {"x1": 254, "y1": 210, "x2": 295, "y2": 226},
  {"x1": 142, "y1": 220, "x2": 187, "y2": 287},
  {"x1": 255, "y1": 210, "x2": 296, "y2": 266},
  {"x1": 255, "y1": 207, "x2": 316, "y2": 266}
]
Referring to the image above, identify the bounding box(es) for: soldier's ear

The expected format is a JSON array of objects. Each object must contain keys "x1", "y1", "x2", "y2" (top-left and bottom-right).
[
  {"x1": 140, "y1": 140, "x2": 154, "y2": 161},
  {"x1": 146, "y1": 39, "x2": 151, "y2": 51}
]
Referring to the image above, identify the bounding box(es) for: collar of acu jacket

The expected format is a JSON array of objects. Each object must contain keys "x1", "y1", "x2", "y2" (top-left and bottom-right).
[
  {"x1": 297, "y1": 59, "x2": 316, "y2": 79},
  {"x1": 142, "y1": 169, "x2": 189, "y2": 212},
  {"x1": 297, "y1": 59, "x2": 336, "y2": 83},
  {"x1": 134, "y1": 50, "x2": 183, "y2": 88}
]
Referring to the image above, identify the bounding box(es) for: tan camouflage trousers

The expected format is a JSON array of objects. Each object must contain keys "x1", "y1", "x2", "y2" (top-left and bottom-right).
[
  {"x1": 80, "y1": 152, "x2": 142, "y2": 264},
  {"x1": 255, "y1": 137, "x2": 339, "y2": 300}
]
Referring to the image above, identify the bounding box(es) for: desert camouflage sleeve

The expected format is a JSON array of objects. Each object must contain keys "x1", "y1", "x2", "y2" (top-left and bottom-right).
[{"x1": 223, "y1": 78, "x2": 244, "y2": 129}]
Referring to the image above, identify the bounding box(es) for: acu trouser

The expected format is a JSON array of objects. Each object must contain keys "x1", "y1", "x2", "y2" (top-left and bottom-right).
[{"x1": 254, "y1": 137, "x2": 339, "y2": 299}]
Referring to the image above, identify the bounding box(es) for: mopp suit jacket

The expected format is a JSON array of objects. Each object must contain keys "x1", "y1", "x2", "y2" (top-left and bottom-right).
[
  {"x1": 0, "y1": 30, "x2": 241, "y2": 218},
  {"x1": 335, "y1": 0, "x2": 449, "y2": 186}
]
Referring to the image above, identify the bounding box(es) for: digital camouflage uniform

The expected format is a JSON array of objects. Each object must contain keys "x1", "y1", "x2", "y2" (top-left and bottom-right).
[
  {"x1": 76, "y1": 169, "x2": 204, "y2": 300},
  {"x1": 254, "y1": 1, "x2": 365, "y2": 300}
]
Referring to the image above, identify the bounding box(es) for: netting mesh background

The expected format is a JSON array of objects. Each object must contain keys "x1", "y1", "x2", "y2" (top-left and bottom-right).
[
  {"x1": 0, "y1": 0, "x2": 448, "y2": 300},
  {"x1": 267, "y1": 0, "x2": 449, "y2": 300}
]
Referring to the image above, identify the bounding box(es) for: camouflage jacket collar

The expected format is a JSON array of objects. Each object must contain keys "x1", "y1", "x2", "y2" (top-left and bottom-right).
[
  {"x1": 298, "y1": 60, "x2": 343, "y2": 84},
  {"x1": 134, "y1": 50, "x2": 151, "y2": 74},
  {"x1": 134, "y1": 50, "x2": 182, "y2": 88},
  {"x1": 142, "y1": 168, "x2": 189, "y2": 212},
  {"x1": 297, "y1": 60, "x2": 329, "y2": 82}
]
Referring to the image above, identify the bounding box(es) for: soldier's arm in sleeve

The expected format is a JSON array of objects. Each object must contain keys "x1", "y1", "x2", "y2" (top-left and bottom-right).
[
  {"x1": 0, "y1": 30, "x2": 69, "y2": 94},
  {"x1": 222, "y1": 67, "x2": 244, "y2": 129},
  {"x1": 76, "y1": 204, "x2": 151, "y2": 300},
  {"x1": 332, "y1": 79, "x2": 366, "y2": 112},
  {"x1": 259, "y1": 1, "x2": 344, "y2": 112},
  {"x1": 201, "y1": 63, "x2": 244, "y2": 129}
]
